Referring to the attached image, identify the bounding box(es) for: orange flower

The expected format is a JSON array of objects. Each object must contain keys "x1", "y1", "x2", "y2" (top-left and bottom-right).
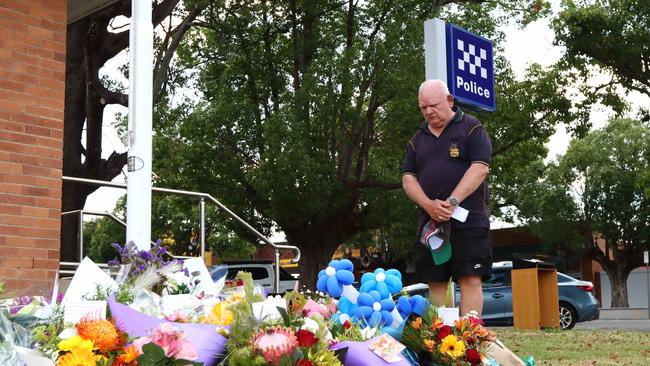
[
  {"x1": 411, "y1": 317, "x2": 422, "y2": 330},
  {"x1": 77, "y1": 318, "x2": 126, "y2": 354},
  {"x1": 424, "y1": 339, "x2": 436, "y2": 352},
  {"x1": 454, "y1": 318, "x2": 469, "y2": 330},
  {"x1": 429, "y1": 317, "x2": 444, "y2": 331},
  {"x1": 114, "y1": 344, "x2": 140, "y2": 366}
]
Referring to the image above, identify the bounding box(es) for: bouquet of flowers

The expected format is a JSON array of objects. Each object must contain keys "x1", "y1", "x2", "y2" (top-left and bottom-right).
[
  {"x1": 401, "y1": 308, "x2": 495, "y2": 366},
  {"x1": 223, "y1": 275, "x2": 346, "y2": 366},
  {"x1": 54, "y1": 317, "x2": 201, "y2": 366}
]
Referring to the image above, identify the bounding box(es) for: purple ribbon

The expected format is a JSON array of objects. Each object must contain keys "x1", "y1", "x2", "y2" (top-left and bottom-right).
[
  {"x1": 330, "y1": 337, "x2": 413, "y2": 366},
  {"x1": 108, "y1": 297, "x2": 227, "y2": 366}
]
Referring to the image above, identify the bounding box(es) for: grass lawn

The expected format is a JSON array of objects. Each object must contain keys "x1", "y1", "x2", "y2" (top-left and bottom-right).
[{"x1": 494, "y1": 328, "x2": 650, "y2": 366}]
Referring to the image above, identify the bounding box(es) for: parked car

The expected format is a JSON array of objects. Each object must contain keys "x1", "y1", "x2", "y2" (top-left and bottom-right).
[
  {"x1": 401, "y1": 261, "x2": 599, "y2": 329},
  {"x1": 209, "y1": 260, "x2": 299, "y2": 293}
]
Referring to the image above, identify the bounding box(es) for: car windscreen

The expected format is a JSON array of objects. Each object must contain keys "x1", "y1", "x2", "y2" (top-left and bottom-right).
[
  {"x1": 557, "y1": 273, "x2": 575, "y2": 283},
  {"x1": 279, "y1": 267, "x2": 295, "y2": 281}
]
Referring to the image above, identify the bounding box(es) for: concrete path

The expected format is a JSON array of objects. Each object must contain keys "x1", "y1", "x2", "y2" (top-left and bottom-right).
[{"x1": 574, "y1": 319, "x2": 650, "y2": 332}]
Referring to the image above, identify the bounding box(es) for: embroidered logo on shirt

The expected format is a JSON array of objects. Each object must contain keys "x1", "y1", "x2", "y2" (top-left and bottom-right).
[{"x1": 449, "y1": 143, "x2": 460, "y2": 158}]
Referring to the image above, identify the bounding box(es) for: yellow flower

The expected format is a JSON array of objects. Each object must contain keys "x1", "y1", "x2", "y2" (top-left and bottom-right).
[
  {"x1": 205, "y1": 302, "x2": 234, "y2": 325},
  {"x1": 424, "y1": 339, "x2": 436, "y2": 352},
  {"x1": 439, "y1": 334, "x2": 466, "y2": 359},
  {"x1": 57, "y1": 336, "x2": 94, "y2": 352},
  {"x1": 56, "y1": 346, "x2": 99, "y2": 366},
  {"x1": 226, "y1": 291, "x2": 244, "y2": 304}
]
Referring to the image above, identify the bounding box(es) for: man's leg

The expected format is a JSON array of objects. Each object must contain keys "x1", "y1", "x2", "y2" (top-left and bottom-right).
[
  {"x1": 457, "y1": 274, "x2": 483, "y2": 316},
  {"x1": 428, "y1": 281, "x2": 449, "y2": 307}
]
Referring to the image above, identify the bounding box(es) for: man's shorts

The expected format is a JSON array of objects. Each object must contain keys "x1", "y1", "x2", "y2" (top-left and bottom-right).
[{"x1": 414, "y1": 227, "x2": 492, "y2": 283}]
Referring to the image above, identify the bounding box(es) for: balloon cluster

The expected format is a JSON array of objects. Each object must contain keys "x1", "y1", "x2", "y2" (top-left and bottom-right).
[{"x1": 317, "y1": 259, "x2": 430, "y2": 331}]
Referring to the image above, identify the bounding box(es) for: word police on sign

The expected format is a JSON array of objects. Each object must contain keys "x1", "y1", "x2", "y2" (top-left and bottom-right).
[{"x1": 424, "y1": 19, "x2": 496, "y2": 112}]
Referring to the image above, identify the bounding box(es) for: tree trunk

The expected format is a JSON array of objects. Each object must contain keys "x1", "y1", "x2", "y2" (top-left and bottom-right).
[
  {"x1": 606, "y1": 267, "x2": 631, "y2": 308},
  {"x1": 285, "y1": 224, "x2": 342, "y2": 290},
  {"x1": 294, "y1": 240, "x2": 339, "y2": 291},
  {"x1": 61, "y1": 19, "x2": 90, "y2": 262}
]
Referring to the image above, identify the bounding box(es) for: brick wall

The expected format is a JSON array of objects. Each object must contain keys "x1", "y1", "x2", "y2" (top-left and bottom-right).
[{"x1": 0, "y1": 1, "x2": 67, "y2": 291}]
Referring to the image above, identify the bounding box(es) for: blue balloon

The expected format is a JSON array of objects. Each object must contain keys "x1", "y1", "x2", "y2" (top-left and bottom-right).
[
  {"x1": 355, "y1": 290, "x2": 395, "y2": 327},
  {"x1": 316, "y1": 259, "x2": 355, "y2": 298},
  {"x1": 396, "y1": 295, "x2": 430, "y2": 319},
  {"x1": 359, "y1": 268, "x2": 403, "y2": 298}
]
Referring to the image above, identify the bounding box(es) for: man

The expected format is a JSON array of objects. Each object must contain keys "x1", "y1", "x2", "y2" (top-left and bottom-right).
[{"x1": 402, "y1": 79, "x2": 492, "y2": 316}]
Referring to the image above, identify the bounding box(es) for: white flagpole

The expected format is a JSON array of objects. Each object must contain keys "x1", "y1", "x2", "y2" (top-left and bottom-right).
[{"x1": 126, "y1": 0, "x2": 153, "y2": 250}]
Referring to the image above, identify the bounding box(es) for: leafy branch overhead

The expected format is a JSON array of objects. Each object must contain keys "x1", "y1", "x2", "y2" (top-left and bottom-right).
[{"x1": 152, "y1": 0, "x2": 578, "y2": 286}]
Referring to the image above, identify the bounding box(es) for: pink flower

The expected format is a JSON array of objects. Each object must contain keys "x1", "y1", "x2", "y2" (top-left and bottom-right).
[
  {"x1": 164, "y1": 313, "x2": 189, "y2": 323},
  {"x1": 133, "y1": 323, "x2": 198, "y2": 361},
  {"x1": 302, "y1": 299, "x2": 332, "y2": 318}
]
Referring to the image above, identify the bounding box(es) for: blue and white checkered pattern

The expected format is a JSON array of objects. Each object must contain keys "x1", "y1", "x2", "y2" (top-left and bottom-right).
[{"x1": 456, "y1": 39, "x2": 488, "y2": 79}]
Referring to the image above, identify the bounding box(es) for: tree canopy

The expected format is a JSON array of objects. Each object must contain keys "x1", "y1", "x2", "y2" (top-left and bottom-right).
[
  {"x1": 553, "y1": 0, "x2": 650, "y2": 99},
  {"x1": 143, "y1": 0, "x2": 590, "y2": 287},
  {"x1": 519, "y1": 118, "x2": 650, "y2": 307}
]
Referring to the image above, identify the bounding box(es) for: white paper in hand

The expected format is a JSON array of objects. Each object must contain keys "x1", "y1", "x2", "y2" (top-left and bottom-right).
[{"x1": 451, "y1": 205, "x2": 469, "y2": 223}]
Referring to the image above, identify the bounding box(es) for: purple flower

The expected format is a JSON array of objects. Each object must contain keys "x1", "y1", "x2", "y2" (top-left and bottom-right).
[
  {"x1": 139, "y1": 250, "x2": 154, "y2": 261},
  {"x1": 10, "y1": 296, "x2": 32, "y2": 315}
]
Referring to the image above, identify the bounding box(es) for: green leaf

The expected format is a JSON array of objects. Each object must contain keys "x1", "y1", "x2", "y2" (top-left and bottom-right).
[
  {"x1": 277, "y1": 306, "x2": 290, "y2": 327},
  {"x1": 142, "y1": 342, "x2": 166, "y2": 362}
]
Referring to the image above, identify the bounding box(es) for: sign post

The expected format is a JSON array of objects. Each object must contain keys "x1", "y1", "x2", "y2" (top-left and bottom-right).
[
  {"x1": 643, "y1": 250, "x2": 650, "y2": 319},
  {"x1": 424, "y1": 19, "x2": 496, "y2": 112}
]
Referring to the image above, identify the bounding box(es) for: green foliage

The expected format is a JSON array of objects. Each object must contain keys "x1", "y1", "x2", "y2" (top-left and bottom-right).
[
  {"x1": 137, "y1": 342, "x2": 203, "y2": 366},
  {"x1": 554, "y1": 0, "x2": 650, "y2": 98},
  {"x1": 519, "y1": 118, "x2": 650, "y2": 306},
  {"x1": 521, "y1": 118, "x2": 650, "y2": 250},
  {"x1": 30, "y1": 306, "x2": 64, "y2": 357},
  {"x1": 84, "y1": 196, "x2": 126, "y2": 263},
  {"x1": 152, "y1": 0, "x2": 587, "y2": 286}
]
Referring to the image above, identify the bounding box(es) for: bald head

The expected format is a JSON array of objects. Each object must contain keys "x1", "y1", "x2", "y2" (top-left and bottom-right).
[
  {"x1": 418, "y1": 79, "x2": 455, "y2": 130},
  {"x1": 419, "y1": 79, "x2": 450, "y2": 97}
]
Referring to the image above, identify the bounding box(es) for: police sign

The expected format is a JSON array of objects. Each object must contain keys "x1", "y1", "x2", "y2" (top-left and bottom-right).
[{"x1": 424, "y1": 19, "x2": 496, "y2": 112}]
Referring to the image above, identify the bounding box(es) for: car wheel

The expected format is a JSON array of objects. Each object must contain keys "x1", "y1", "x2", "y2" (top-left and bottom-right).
[{"x1": 559, "y1": 302, "x2": 577, "y2": 330}]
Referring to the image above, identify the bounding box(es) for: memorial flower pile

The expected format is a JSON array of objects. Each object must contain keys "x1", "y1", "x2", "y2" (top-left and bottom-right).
[{"x1": 0, "y1": 242, "x2": 510, "y2": 366}]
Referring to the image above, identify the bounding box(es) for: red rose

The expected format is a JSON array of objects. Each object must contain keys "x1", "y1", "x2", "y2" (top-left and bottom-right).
[
  {"x1": 436, "y1": 325, "x2": 453, "y2": 341},
  {"x1": 465, "y1": 349, "x2": 481, "y2": 365},
  {"x1": 297, "y1": 360, "x2": 314, "y2": 366},
  {"x1": 296, "y1": 329, "x2": 319, "y2": 347},
  {"x1": 343, "y1": 320, "x2": 352, "y2": 329}
]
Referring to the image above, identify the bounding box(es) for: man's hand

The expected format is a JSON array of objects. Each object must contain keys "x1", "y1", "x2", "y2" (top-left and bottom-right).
[{"x1": 424, "y1": 199, "x2": 452, "y2": 222}]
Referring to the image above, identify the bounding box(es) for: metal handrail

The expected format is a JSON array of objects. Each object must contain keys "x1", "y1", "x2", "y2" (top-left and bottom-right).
[
  {"x1": 62, "y1": 175, "x2": 301, "y2": 292},
  {"x1": 61, "y1": 209, "x2": 157, "y2": 261}
]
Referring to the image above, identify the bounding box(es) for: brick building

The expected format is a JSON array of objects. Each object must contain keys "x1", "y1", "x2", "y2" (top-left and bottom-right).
[
  {"x1": 0, "y1": 0, "x2": 68, "y2": 291},
  {"x1": 0, "y1": 1, "x2": 116, "y2": 291}
]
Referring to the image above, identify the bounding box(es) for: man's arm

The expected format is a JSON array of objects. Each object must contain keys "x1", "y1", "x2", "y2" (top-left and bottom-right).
[
  {"x1": 448, "y1": 163, "x2": 489, "y2": 204},
  {"x1": 402, "y1": 174, "x2": 452, "y2": 221}
]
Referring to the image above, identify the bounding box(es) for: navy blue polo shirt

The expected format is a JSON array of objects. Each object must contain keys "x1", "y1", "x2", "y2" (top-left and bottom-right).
[{"x1": 402, "y1": 107, "x2": 492, "y2": 229}]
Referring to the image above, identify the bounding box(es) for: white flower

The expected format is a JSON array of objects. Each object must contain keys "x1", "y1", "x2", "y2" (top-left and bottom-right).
[
  {"x1": 360, "y1": 326, "x2": 377, "y2": 340},
  {"x1": 301, "y1": 317, "x2": 320, "y2": 334},
  {"x1": 301, "y1": 316, "x2": 333, "y2": 341}
]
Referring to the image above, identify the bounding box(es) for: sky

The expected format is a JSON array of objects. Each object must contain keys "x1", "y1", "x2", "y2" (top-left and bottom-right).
[{"x1": 82, "y1": 8, "x2": 649, "y2": 236}]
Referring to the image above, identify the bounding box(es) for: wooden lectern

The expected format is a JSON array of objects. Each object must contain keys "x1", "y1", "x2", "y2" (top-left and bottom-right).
[{"x1": 511, "y1": 259, "x2": 560, "y2": 330}]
